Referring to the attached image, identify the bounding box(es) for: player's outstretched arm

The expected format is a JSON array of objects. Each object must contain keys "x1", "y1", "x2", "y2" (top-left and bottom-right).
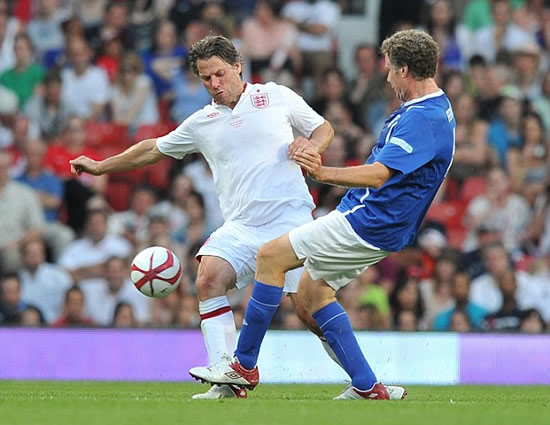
[
  {"x1": 69, "y1": 138, "x2": 165, "y2": 176},
  {"x1": 293, "y1": 150, "x2": 392, "y2": 189},
  {"x1": 316, "y1": 162, "x2": 393, "y2": 188}
]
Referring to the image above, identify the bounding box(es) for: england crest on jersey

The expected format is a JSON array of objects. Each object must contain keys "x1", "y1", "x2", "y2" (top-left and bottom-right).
[{"x1": 251, "y1": 92, "x2": 269, "y2": 109}]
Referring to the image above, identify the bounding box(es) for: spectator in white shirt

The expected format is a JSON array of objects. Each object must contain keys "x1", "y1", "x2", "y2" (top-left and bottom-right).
[
  {"x1": 61, "y1": 36, "x2": 110, "y2": 121},
  {"x1": 155, "y1": 173, "x2": 193, "y2": 236},
  {"x1": 19, "y1": 238, "x2": 73, "y2": 323},
  {"x1": 110, "y1": 52, "x2": 159, "y2": 133},
  {"x1": 524, "y1": 257, "x2": 550, "y2": 323},
  {"x1": 81, "y1": 256, "x2": 152, "y2": 326},
  {"x1": 470, "y1": 0, "x2": 536, "y2": 63},
  {"x1": 0, "y1": 0, "x2": 21, "y2": 73},
  {"x1": 26, "y1": 0, "x2": 68, "y2": 63},
  {"x1": 470, "y1": 241, "x2": 542, "y2": 313},
  {"x1": 108, "y1": 184, "x2": 158, "y2": 249},
  {"x1": 282, "y1": 0, "x2": 341, "y2": 95},
  {"x1": 58, "y1": 208, "x2": 132, "y2": 284},
  {"x1": 0, "y1": 151, "x2": 45, "y2": 273},
  {"x1": 463, "y1": 167, "x2": 531, "y2": 254}
]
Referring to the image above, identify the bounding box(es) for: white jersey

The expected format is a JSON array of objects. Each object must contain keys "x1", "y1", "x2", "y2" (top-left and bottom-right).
[{"x1": 156, "y1": 82, "x2": 323, "y2": 226}]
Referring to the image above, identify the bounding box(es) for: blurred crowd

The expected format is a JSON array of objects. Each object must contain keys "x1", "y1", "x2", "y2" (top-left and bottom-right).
[{"x1": 0, "y1": 0, "x2": 549, "y2": 333}]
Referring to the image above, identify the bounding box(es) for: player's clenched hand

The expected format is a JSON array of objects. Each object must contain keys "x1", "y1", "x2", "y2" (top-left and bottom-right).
[
  {"x1": 69, "y1": 156, "x2": 101, "y2": 176},
  {"x1": 291, "y1": 149, "x2": 323, "y2": 179},
  {"x1": 288, "y1": 136, "x2": 315, "y2": 158}
]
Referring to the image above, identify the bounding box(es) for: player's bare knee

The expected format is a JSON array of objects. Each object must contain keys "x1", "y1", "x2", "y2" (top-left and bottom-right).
[
  {"x1": 305, "y1": 287, "x2": 337, "y2": 315},
  {"x1": 256, "y1": 241, "x2": 280, "y2": 269},
  {"x1": 195, "y1": 273, "x2": 226, "y2": 300}
]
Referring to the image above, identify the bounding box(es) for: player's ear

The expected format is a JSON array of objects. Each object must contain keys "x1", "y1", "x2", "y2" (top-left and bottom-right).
[
  {"x1": 235, "y1": 61, "x2": 242, "y2": 76},
  {"x1": 400, "y1": 65, "x2": 408, "y2": 78}
]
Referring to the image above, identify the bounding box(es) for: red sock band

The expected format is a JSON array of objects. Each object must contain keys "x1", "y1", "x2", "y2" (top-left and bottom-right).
[{"x1": 200, "y1": 306, "x2": 232, "y2": 321}]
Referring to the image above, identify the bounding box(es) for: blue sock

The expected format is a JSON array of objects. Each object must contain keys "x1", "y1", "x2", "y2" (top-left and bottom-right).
[
  {"x1": 234, "y1": 280, "x2": 283, "y2": 369},
  {"x1": 313, "y1": 302, "x2": 377, "y2": 391}
]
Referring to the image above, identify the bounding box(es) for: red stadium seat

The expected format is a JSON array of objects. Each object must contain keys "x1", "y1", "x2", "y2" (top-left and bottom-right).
[
  {"x1": 143, "y1": 158, "x2": 174, "y2": 192},
  {"x1": 444, "y1": 177, "x2": 460, "y2": 201},
  {"x1": 426, "y1": 201, "x2": 469, "y2": 249},
  {"x1": 425, "y1": 200, "x2": 468, "y2": 229},
  {"x1": 97, "y1": 145, "x2": 124, "y2": 160},
  {"x1": 114, "y1": 168, "x2": 146, "y2": 185},
  {"x1": 157, "y1": 99, "x2": 172, "y2": 123},
  {"x1": 446, "y1": 225, "x2": 467, "y2": 249},
  {"x1": 459, "y1": 176, "x2": 487, "y2": 203},
  {"x1": 86, "y1": 122, "x2": 130, "y2": 149},
  {"x1": 134, "y1": 122, "x2": 178, "y2": 143},
  {"x1": 105, "y1": 181, "x2": 133, "y2": 211},
  {"x1": 97, "y1": 145, "x2": 145, "y2": 185}
]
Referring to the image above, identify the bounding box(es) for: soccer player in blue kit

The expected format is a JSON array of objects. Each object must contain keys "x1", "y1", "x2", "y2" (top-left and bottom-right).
[{"x1": 190, "y1": 29, "x2": 456, "y2": 400}]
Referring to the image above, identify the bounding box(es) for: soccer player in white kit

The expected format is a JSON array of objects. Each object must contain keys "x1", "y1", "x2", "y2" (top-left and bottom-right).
[{"x1": 69, "y1": 35, "x2": 336, "y2": 399}]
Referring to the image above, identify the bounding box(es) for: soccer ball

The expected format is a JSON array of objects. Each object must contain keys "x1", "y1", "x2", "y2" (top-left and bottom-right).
[{"x1": 130, "y1": 246, "x2": 182, "y2": 298}]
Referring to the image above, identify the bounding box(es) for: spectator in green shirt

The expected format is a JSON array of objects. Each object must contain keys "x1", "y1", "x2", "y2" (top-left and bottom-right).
[
  {"x1": 463, "y1": 0, "x2": 525, "y2": 31},
  {"x1": 0, "y1": 33, "x2": 45, "y2": 108}
]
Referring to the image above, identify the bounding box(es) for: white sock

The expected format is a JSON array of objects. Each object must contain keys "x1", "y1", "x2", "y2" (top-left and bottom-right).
[
  {"x1": 199, "y1": 295, "x2": 237, "y2": 365},
  {"x1": 320, "y1": 336, "x2": 344, "y2": 369}
]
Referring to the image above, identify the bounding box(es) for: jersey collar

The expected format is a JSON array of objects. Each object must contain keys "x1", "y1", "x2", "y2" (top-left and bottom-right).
[
  {"x1": 402, "y1": 89, "x2": 444, "y2": 108},
  {"x1": 211, "y1": 82, "x2": 250, "y2": 109}
]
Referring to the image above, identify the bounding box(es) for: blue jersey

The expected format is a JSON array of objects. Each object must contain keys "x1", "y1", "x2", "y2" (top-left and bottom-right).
[{"x1": 336, "y1": 90, "x2": 455, "y2": 251}]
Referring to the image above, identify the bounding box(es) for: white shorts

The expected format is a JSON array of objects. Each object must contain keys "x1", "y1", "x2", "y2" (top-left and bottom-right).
[
  {"x1": 288, "y1": 210, "x2": 391, "y2": 290},
  {"x1": 197, "y1": 206, "x2": 313, "y2": 292}
]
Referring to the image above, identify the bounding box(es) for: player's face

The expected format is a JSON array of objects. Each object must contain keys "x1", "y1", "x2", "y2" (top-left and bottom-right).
[
  {"x1": 384, "y1": 54, "x2": 407, "y2": 102},
  {"x1": 197, "y1": 56, "x2": 244, "y2": 109}
]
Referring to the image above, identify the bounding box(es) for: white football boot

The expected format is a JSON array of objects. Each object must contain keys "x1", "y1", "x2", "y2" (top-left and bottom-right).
[
  {"x1": 189, "y1": 355, "x2": 259, "y2": 390},
  {"x1": 333, "y1": 382, "x2": 390, "y2": 400},
  {"x1": 386, "y1": 385, "x2": 407, "y2": 400},
  {"x1": 334, "y1": 383, "x2": 407, "y2": 400},
  {"x1": 191, "y1": 384, "x2": 247, "y2": 399}
]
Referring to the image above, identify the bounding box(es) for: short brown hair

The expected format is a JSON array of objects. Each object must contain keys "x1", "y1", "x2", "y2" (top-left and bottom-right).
[
  {"x1": 188, "y1": 35, "x2": 242, "y2": 76},
  {"x1": 380, "y1": 29, "x2": 439, "y2": 80}
]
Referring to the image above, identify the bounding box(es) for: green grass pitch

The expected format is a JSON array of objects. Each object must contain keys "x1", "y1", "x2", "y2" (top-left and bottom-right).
[{"x1": 0, "y1": 381, "x2": 548, "y2": 425}]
